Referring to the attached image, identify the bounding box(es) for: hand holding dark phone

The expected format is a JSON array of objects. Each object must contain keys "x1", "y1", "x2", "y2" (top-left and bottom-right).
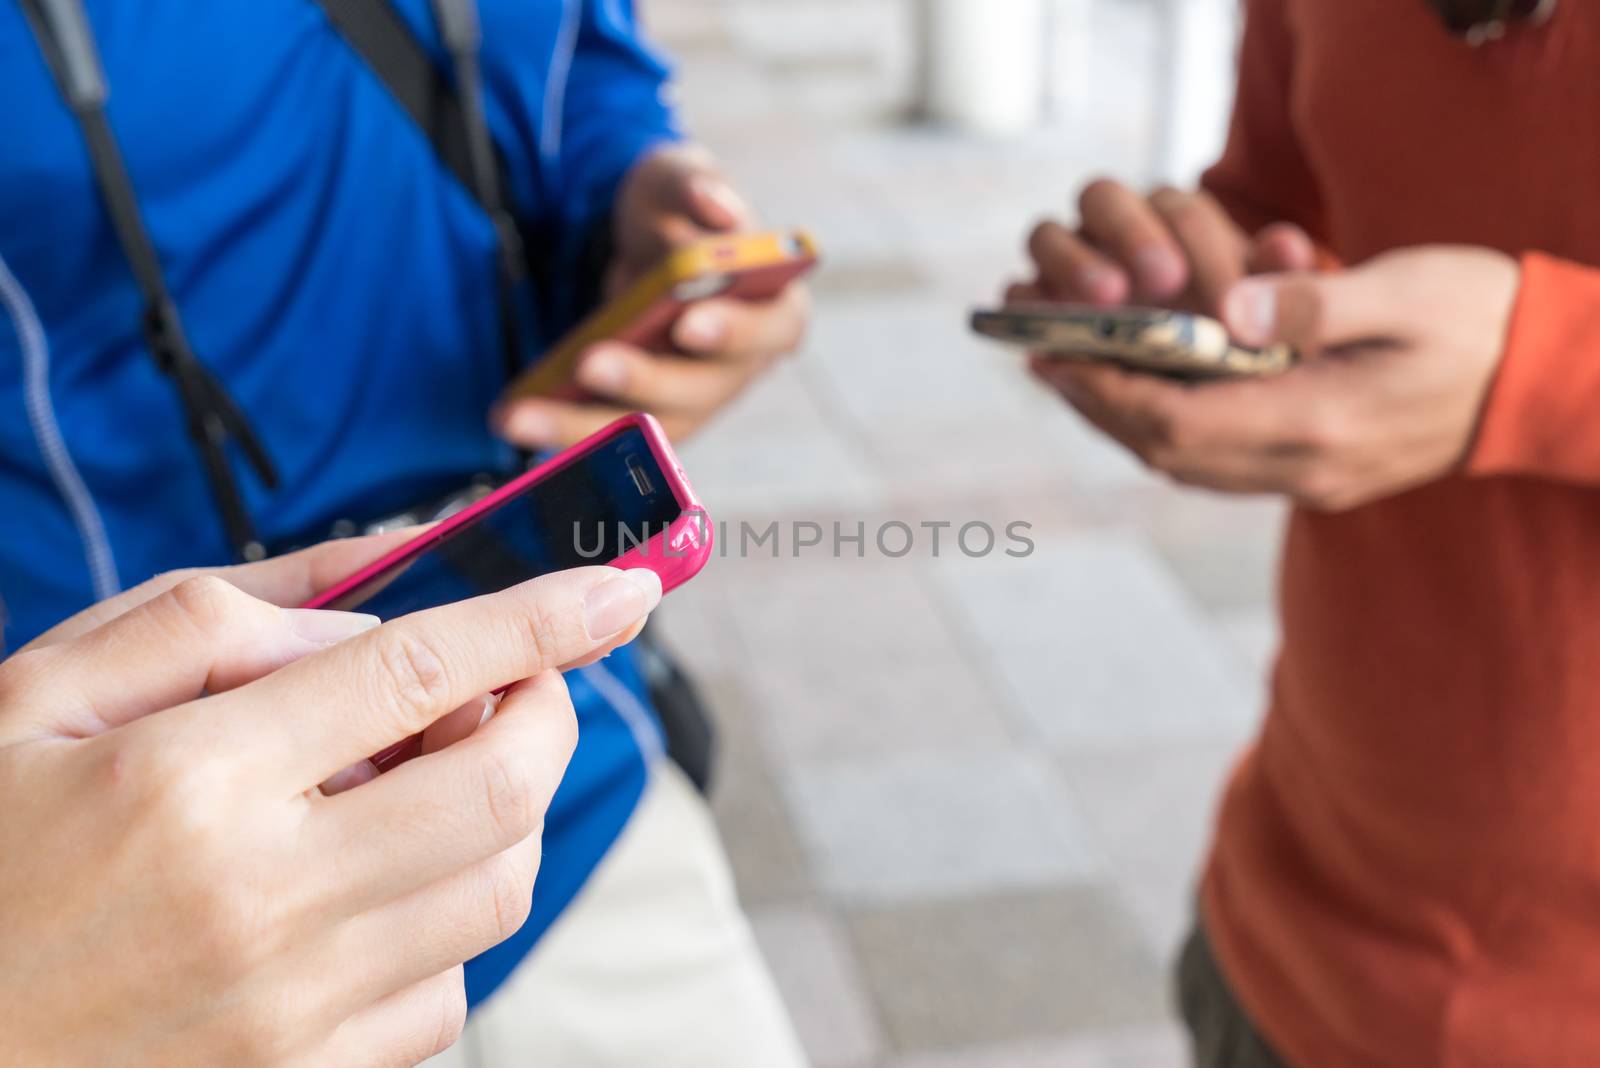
[{"x1": 304, "y1": 412, "x2": 711, "y2": 769}]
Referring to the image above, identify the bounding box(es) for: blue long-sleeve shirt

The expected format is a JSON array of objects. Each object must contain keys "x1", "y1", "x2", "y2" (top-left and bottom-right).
[{"x1": 0, "y1": 0, "x2": 680, "y2": 1004}]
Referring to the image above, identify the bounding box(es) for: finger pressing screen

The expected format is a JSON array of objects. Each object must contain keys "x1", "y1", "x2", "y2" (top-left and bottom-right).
[
  {"x1": 215, "y1": 566, "x2": 660, "y2": 792},
  {"x1": 1027, "y1": 220, "x2": 1128, "y2": 305},
  {"x1": 1078, "y1": 179, "x2": 1188, "y2": 298}
]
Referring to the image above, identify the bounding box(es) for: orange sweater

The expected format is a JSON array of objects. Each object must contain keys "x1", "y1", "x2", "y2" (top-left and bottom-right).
[{"x1": 1198, "y1": 3, "x2": 1600, "y2": 1067}]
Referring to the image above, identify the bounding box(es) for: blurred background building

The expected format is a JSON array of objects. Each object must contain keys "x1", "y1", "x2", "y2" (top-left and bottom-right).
[{"x1": 442, "y1": 1, "x2": 1280, "y2": 1065}]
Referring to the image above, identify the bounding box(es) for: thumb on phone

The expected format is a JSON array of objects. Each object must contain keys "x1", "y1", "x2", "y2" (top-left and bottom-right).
[
  {"x1": 684, "y1": 171, "x2": 751, "y2": 232},
  {"x1": 1246, "y1": 222, "x2": 1318, "y2": 276},
  {"x1": 1222, "y1": 261, "x2": 1412, "y2": 353}
]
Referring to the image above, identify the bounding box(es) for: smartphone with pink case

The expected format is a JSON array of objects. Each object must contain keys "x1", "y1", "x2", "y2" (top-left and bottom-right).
[
  {"x1": 305, "y1": 412, "x2": 711, "y2": 614},
  {"x1": 303, "y1": 413, "x2": 711, "y2": 766}
]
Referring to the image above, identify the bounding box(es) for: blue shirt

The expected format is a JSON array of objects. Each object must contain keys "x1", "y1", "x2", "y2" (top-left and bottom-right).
[{"x1": 0, "y1": 0, "x2": 680, "y2": 1005}]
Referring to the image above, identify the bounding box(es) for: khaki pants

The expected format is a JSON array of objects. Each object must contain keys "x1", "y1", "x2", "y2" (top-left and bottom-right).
[
  {"x1": 1176, "y1": 925, "x2": 1288, "y2": 1068},
  {"x1": 442, "y1": 763, "x2": 808, "y2": 1068}
]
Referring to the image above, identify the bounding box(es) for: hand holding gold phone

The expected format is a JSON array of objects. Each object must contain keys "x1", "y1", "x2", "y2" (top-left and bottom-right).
[{"x1": 503, "y1": 230, "x2": 820, "y2": 403}]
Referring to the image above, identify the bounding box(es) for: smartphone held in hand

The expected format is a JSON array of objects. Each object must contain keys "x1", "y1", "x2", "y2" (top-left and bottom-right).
[
  {"x1": 971, "y1": 304, "x2": 1296, "y2": 380},
  {"x1": 305, "y1": 413, "x2": 712, "y2": 620},
  {"x1": 505, "y1": 230, "x2": 820, "y2": 402}
]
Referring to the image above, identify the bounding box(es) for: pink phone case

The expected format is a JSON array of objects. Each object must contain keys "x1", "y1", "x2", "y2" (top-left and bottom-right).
[
  {"x1": 302, "y1": 412, "x2": 713, "y2": 613},
  {"x1": 302, "y1": 413, "x2": 711, "y2": 773}
]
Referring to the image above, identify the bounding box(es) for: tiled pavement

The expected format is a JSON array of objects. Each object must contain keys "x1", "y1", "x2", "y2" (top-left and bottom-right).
[{"x1": 438, "y1": 2, "x2": 1276, "y2": 1065}]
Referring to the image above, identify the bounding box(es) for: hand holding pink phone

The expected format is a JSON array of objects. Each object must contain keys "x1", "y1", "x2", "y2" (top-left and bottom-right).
[{"x1": 305, "y1": 412, "x2": 712, "y2": 772}]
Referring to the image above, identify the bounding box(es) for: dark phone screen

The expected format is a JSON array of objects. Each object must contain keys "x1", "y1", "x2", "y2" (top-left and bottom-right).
[{"x1": 325, "y1": 428, "x2": 684, "y2": 619}]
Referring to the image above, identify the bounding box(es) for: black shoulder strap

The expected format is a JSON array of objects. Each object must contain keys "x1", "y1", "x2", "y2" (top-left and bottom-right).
[
  {"x1": 21, "y1": 0, "x2": 278, "y2": 563},
  {"x1": 314, "y1": 0, "x2": 529, "y2": 379},
  {"x1": 313, "y1": 0, "x2": 483, "y2": 203}
]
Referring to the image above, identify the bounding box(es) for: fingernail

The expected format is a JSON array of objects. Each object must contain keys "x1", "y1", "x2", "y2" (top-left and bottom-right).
[
  {"x1": 579, "y1": 350, "x2": 628, "y2": 393},
  {"x1": 677, "y1": 308, "x2": 724, "y2": 349},
  {"x1": 1135, "y1": 246, "x2": 1184, "y2": 295},
  {"x1": 1078, "y1": 265, "x2": 1120, "y2": 301},
  {"x1": 321, "y1": 759, "x2": 380, "y2": 794},
  {"x1": 284, "y1": 608, "x2": 381, "y2": 647},
  {"x1": 507, "y1": 407, "x2": 556, "y2": 445},
  {"x1": 1226, "y1": 281, "x2": 1277, "y2": 344},
  {"x1": 582, "y1": 569, "x2": 663, "y2": 640},
  {"x1": 689, "y1": 174, "x2": 750, "y2": 224}
]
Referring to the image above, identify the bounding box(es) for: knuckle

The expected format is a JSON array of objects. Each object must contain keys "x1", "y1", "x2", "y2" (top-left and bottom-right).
[
  {"x1": 1134, "y1": 409, "x2": 1198, "y2": 473},
  {"x1": 167, "y1": 574, "x2": 249, "y2": 631},
  {"x1": 521, "y1": 598, "x2": 574, "y2": 672},
  {"x1": 1026, "y1": 219, "x2": 1068, "y2": 262},
  {"x1": 1077, "y1": 176, "x2": 1122, "y2": 216},
  {"x1": 550, "y1": 690, "x2": 579, "y2": 765},
  {"x1": 484, "y1": 850, "x2": 537, "y2": 942},
  {"x1": 477, "y1": 747, "x2": 538, "y2": 843},
  {"x1": 1147, "y1": 184, "x2": 1183, "y2": 211},
  {"x1": 1139, "y1": 442, "x2": 1183, "y2": 476},
  {"x1": 1153, "y1": 412, "x2": 1190, "y2": 454},
  {"x1": 1292, "y1": 468, "x2": 1345, "y2": 511},
  {"x1": 526, "y1": 682, "x2": 580, "y2": 796},
  {"x1": 372, "y1": 626, "x2": 454, "y2": 722},
  {"x1": 1143, "y1": 403, "x2": 1188, "y2": 455},
  {"x1": 428, "y1": 979, "x2": 470, "y2": 1059},
  {"x1": 189, "y1": 883, "x2": 273, "y2": 977},
  {"x1": 0, "y1": 645, "x2": 56, "y2": 702},
  {"x1": 1164, "y1": 197, "x2": 1205, "y2": 234},
  {"x1": 1297, "y1": 402, "x2": 1349, "y2": 453},
  {"x1": 106, "y1": 732, "x2": 215, "y2": 819},
  {"x1": 217, "y1": 1005, "x2": 298, "y2": 1068}
]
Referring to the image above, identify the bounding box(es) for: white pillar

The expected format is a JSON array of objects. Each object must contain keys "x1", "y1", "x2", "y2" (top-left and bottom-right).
[
  {"x1": 918, "y1": 0, "x2": 1047, "y2": 136},
  {"x1": 1154, "y1": 0, "x2": 1239, "y2": 184}
]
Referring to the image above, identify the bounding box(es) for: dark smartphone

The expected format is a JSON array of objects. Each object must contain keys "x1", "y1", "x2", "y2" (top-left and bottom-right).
[
  {"x1": 302, "y1": 414, "x2": 713, "y2": 771},
  {"x1": 305, "y1": 414, "x2": 712, "y2": 621}
]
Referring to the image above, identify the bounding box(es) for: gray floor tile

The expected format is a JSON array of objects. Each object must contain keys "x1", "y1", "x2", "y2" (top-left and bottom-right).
[
  {"x1": 1033, "y1": 405, "x2": 1166, "y2": 497},
  {"x1": 714, "y1": 550, "x2": 959, "y2": 662},
  {"x1": 1147, "y1": 491, "x2": 1286, "y2": 616},
  {"x1": 651, "y1": 581, "x2": 741, "y2": 684},
  {"x1": 847, "y1": 886, "x2": 1169, "y2": 1053},
  {"x1": 750, "y1": 904, "x2": 887, "y2": 1068},
  {"x1": 1058, "y1": 738, "x2": 1248, "y2": 956},
  {"x1": 744, "y1": 647, "x2": 1013, "y2": 764},
  {"x1": 885, "y1": 1024, "x2": 1188, "y2": 1068},
  {"x1": 676, "y1": 361, "x2": 891, "y2": 519},
  {"x1": 706, "y1": 550, "x2": 1017, "y2": 762},
  {"x1": 702, "y1": 675, "x2": 819, "y2": 906},
  {"x1": 1213, "y1": 608, "x2": 1280, "y2": 689},
  {"x1": 786, "y1": 747, "x2": 1104, "y2": 903},
  {"x1": 933, "y1": 534, "x2": 1256, "y2": 745},
  {"x1": 587, "y1": 4, "x2": 1265, "y2": 1064},
  {"x1": 802, "y1": 294, "x2": 1047, "y2": 431}
]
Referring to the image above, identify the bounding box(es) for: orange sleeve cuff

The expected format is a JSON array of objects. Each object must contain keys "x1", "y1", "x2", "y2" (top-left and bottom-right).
[{"x1": 1468, "y1": 252, "x2": 1600, "y2": 485}]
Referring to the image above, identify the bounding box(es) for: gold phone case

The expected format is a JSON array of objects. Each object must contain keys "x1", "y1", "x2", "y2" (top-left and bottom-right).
[
  {"x1": 504, "y1": 231, "x2": 819, "y2": 402},
  {"x1": 971, "y1": 305, "x2": 1295, "y2": 380}
]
